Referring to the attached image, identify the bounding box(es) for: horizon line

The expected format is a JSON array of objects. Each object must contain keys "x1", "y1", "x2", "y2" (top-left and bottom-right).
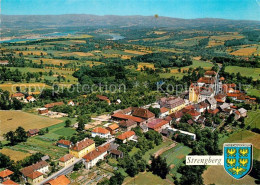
[{"x1": 1, "y1": 14, "x2": 260, "y2": 22}]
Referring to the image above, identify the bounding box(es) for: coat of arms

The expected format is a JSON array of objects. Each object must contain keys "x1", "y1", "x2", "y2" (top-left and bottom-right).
[{"x1": 224, "y1": 143, "x2": 253, "y2": 179}]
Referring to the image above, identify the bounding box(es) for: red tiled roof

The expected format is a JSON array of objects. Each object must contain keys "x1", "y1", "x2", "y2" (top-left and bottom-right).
[
  {"x1": 96, "y1": 95, "x2": 109, "y2": 101},
  {"x1": 27, "y1": 171, "x2": 43, "y2": 179},
  {"x1": 119, "y1": 120, "x2": 137, "y2": 127},
  {"x1": 227, "y1": 93, "x2": 244, "y2": 97},
  {"x1": 48, "y1": 175, "x2": 70, "y2": 185},
  {"x1": 164, "y1": 116, "x2": 172, "y2": 121},
  {"x1": 44, "y1": 102, "x2": 64, "y2": 108},
  {"x1": 20, "y1": 161, "x2": 48, "y2": 177},
  {"x1": 170, "y1": 111, "x2": 183, "y2": 119},
  {"x1": 230, "y1": 105, "x2": 237, "y2": 109},
  {"x1": 227, "y1": 83, "x2": 236, "y2": 88},
  {"x1": 117, "y1": 131, "x2": 135, "y2": 140},
  {"x1": 160, "y1": 107, "x2": 169, "y2": 113},
  {"x1": 11, "y1": 93, "x2": 24, "y2": 98},
  {"x1": 147, "y1": 119, "x2": 169, "y2": 130},
  {"x1": 2, "y1": 180, "x2": 18, "y2": 185},
  {"x1": 59, "y1": 154, "x2": 74, "y2": 162},
  {"x1": 219, "y1": 77, "x2": 225, "y2": 81},
  {"x1": 216, "y1": 99, "x2": 225, "y2": 103},
  {"x1": 235, "y1": 110, "x2": 240, "y2": 115},
  {"x1": 214, "y1": 94, "x2": 226, "y2": 100},
  {"x1": 107, "y1": 123, "x2": 119, "y2": 130},
  {"x1": 0, "y1": 60, "x2": 9, "y2": 64},
  {"x1": 92, "y1": 127, "x2": 110, "y2": 134},
  {"x1": 186, "y1": 109, "x2": 200, "y2": 117},
  {"x1": 26, "y1": 96, "x2": 34, "y2": 100},
  {"x1": 57, "y1": 139, "x2": 71, "y2": 146},
  {"x1": 208, "y1": 109, "x2": 219, "y2": 115},
  {"x1": 0, "y1": 169, "x2": 14, "y2": 178},
  {"x1": 28, "y1": 129, "x2": 39, "y2": 135},
  {"x1": 197, "y1": 77, "x2": 215, "y2": 84},
  {"x1": 111, "y1": 113, "x2": 144, "y2": 123},
  {"x1": 70, "y1": 138, "x2": 94, "y2": 151},
  {"x1": 83, "y1": 144, "x2": 110, "y2": 162},
  {"x1": 132, "y1": 108, "x2": 155, "y2": 119}
]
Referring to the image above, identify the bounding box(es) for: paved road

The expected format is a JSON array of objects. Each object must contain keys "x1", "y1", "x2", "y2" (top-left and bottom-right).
[{"x1": 37, "y1": 158, "x2": 83, "y2": 185}]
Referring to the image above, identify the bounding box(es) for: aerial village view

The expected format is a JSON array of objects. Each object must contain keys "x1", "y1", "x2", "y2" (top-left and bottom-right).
[{"x1": 0, "y1": 0, "x2": 259, "y2": 185}]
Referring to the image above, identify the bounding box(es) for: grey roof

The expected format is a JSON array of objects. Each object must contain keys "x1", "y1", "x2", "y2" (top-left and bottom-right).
[
  {"x1": 41, "y1": 155, "x2": 50, "y2": 161},
  {"x1": 206, "y1": 97, "x2": 217, "y2": 105},
  {"x1": 238, "y1": 108, "x2": 247, "y2": 114}
]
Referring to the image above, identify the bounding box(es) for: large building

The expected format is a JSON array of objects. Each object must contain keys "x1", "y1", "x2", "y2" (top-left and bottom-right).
[
  {"x1": 69, "y1": 138, "x2": 95, "y2": 158},
  {"x1": 159, "y1": 97, "x2": 186, "y2": 113}
]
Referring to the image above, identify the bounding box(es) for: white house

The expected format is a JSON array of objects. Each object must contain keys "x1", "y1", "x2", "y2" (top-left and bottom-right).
[
  {"x1": 206, "y1": 97, "x2": 217, "y2": 110},
  {"x1": 159, "y1": 107, "x2": 169, "y2": 118},
  {"x1": 26, "y1": 96, "x2": 36, "y2": 103},
  {"x1": 167, "y1": 128, "x2": 196, "y2": 140},
  {"x1": 83, "y1": 144, "x2": 110, "y2": 169},
  {"x1": 20, "y1": 161, "x2": 49, "y2": 182},
  {"x1": 91, "y1": 127, "x2": 111, "y2": 138},
  {"x1": 68, "y1": 100, "x2": 75, "y2": 106},
  {"x1": 117, "y1": 131, "x2": 135, "y2": 143}
]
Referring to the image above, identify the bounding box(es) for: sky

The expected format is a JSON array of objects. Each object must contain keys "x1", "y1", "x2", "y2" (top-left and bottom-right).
[{"x1": 1, "y1": 0, "x2": 260, "y2": 20}]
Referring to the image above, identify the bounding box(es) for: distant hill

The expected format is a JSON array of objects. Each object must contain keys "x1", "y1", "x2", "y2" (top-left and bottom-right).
[{"x1": 1, "y1": 14, "x2": 260, "y2": 29}]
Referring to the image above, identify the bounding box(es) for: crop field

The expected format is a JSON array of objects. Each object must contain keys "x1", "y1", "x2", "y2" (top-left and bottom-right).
[
  {"x1": 61, "y1": 52, "x2": 94, "y2": 57},
  {"x1": 0, "y1": 110, "x2": 63, "y2": 136},
  {"x1": 225, "y1": 66, "x2": 260, "y2": 80},
  {"x1": 15, "y1": 51, "x2": 48, "y2": 56},
  {"x1": 0, "y1": 83, "x2": 50, "y2": 94},
  {"x1": 203, "y1": 165, "x2": 255, "y2": 185},
  {"x1": 124, "y1": 49, "x2": 148, "y2": 55},
  {"x1": 137, "y1": 62, "x2": 155, "y2": 70},
  {"x1": 207, "y1": 35, "x2": 244, "y2": 47},
  {"x1": 230, "y1": 47, "x2": 257, "y2": 56},
  {"x1": 0, "y1": 148, "x2": 31, "y2": 162},
  {"x1": 31, "y1": 58, "x2": 76, "y2": 65},
  {"x1": 245, "y1": 110, "x2": 260, "y2": 129}
]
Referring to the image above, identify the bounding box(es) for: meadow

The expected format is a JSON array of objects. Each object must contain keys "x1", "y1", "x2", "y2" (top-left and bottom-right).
[
  {"x1": 0, "y1": 148, "x2": 31, "y2": 162},
  {"x1": 0, "y1": 110, "x2": 63, "y2": 136},
  {"x1": 225, "y1": 66, "x2": 260, "y2": 80}
]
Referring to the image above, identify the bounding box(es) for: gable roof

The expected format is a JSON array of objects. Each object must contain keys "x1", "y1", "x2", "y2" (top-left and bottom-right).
[
  {"x1": 11, "y1": 93, "x2": 24, "y2": 98},
  {"x1": 48, "y1": 175, "x2": 70, "y2": 185},
  {"x1": 96, "y1": 95, "x2": 109, "y2": 101},
  {"x1": 92, "y1": 127, "x2": 110, "y2": 134},
  {"x1": 70, "y1": 138, "x2": 95, "y2": 151},
  {"x1": 160, "y1": 107, "x2": 169, "y2": 113},
  {"x1": 57, "y1": 139, "x2": 71, "y2": 146},
  {"x1": 20, "y1": 161, "x2": 48, "y2": 177},
  {"x1": 107, "y1": 123, "x2": 119, "y2": 130},
  {"x1": 206, "y1": 97, "x2": 217, "y2": 105},
  {"x1": 111, "y1": 113, "x2": 144, "y2": 123},
  {"x1": 59, "y1": 154, "x2": 74, "y2": 162},
  {"x1": 205, "y1": 71, "x2": 216, "y2": 76},
  {"x1": 208, "y1": 109, "x2": 219, "y2": 115},
  {"x1": 26, "y1": 96, "x2": 35, "y2": 100},
  {"x1": 117, "y1": 131, "x2": 135, "y2": 140},
  {"x1": 147, "y1": 119, "x2": 169, "y2": 130},
  {"x1": 27, "y1": 171, "x2": 43, "y2": 179},
  {"x1": 0, "y1": 169, "x2": 13, "y2": 178},
  {"x1": 44, "y1": 102, "x2": 64, "y2": 108},
  {"x1": 83, "y1": 144, "x2": 110, "y2": 162},
  {"x1": 28, "y1": 129, "x2": 39, "y2": 135},
  {"x1": 119, "y1": 119, "x2": 137, "y2": 127},
  {"x1": 2, "y1": 179, "x2": 19, "y2": 185},
  {"x1": 132, "y1": 108, "x2": 155, "y2": 119}
]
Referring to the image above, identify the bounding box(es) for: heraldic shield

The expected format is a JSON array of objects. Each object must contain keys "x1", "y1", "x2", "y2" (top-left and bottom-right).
[{"x1": 224, "y1": 143, "x2": 253, "y2": 179}]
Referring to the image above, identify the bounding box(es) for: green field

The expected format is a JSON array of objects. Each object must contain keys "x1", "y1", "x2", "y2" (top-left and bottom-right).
[
  {"x1": 225, "y1": 66, "x2": 260, "y2": 80},
  {"x1": 246, "y1": 88, "x2": 260, "y2": 98},
  {"x1": 161, "y1": 143, "x2": 191, "y2": 177},
  {"x1": 123, "y1": 172, "x2": 170, "y2": 185},
  {"x1": 143, "y1": 140, "x2": 174, "y2": 162}
]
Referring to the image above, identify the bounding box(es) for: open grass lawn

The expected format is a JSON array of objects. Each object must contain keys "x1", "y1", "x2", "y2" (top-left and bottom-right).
[
  {"x1": 202, "y1": 165, "x2": 256, "y2": 185},
  {"x1": 225, "y1": 66, "x2": 260, "y2": 80},
  {"x1": 143, "y1": 140, "x2": 174, "y2": 162},
  {"x1": 245, "y1": 110, "x2": 260, "y2": 129},
  {"x1": 218, "y1": 130, "x2": 260, "y2": 160},
  {"x1": 246, "y1": 88, "x2": 260, "y2": 98},
  {"x1": 0, "y1": 110, "x2": 62, "y2": 137},
  {"x1": 123, "y1": 172, "x2": 170, "y2": 185},
  {"x1": 161, "y1": 143, "x2": 191, "y2": 175},
  {"x1": 0, "y1": 148, "x2": 31, "y2": 162}
]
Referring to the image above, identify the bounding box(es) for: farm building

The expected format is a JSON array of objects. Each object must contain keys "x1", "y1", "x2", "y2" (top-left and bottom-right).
[
  {"x1": 27, "y1": 129, "x2": 39, "y2": 137},
  {"x1": 57, "y1": 139, "x2": 72, "y2": 148},
  {"x1": 117, "y1": 131, "x2": 136, "y2": 143},
  {"x1": 38, "y1": 108, "x2": 48, "y2": 114},
  {"x1": 91, "y1": 127, "x2": 111, "y2": 138},
  {"x1": 106, "y1": 123, "x2": 119, "y2": 134},
  {"x1": 147, "y1": 119, "x2": 170, "y2": 132},
  {"x1": 119, "y1": 119, "x2": 137, "y2": 131},
  {"x1": 11, "y1": 93, "x2": 25, "y2": 100},
  {"x1": 96, "y1": 95, "x2": 111, "y2": 105}
]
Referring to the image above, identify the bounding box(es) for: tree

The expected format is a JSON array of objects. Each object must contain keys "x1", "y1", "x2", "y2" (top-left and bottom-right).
[
  {"x1": 148, "y1": 106, "x2": 160, "y2": 118},
  {"x1": 65, "y1": 119, "x2": 72, "y2": 127},
  {"x1": 12, "y1": 98, "x2": 23, "y2": 110},
  {"x1": 109, "y1": 172, "x2": 125, "y2": 185},
  {"x1": 250, "y1": 159, "x2": 260, "y2": 184},
  {"x1": 150, "y1": 156, "x2": 169, "y2": 179}
]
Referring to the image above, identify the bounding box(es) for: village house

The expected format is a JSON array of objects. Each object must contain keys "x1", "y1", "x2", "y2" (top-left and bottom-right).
[
  {"x1": 234, "y1": 110, "x2": 241, "y2": 120},
  {"x1": 132, "y1": 107, "x2": 155, "y2": 121},
  {"x1": 206, "y1": 97, "x2": 217, "y2": 110},
  {"x1": 27, "y1": 129, "x2": 39, "y2": 137},
  {"x1": 199, "y1": 88, "x2": 214, "y2": 102},
  {"x1": 27, "y1": 171, "x2": 44, "y2": 185},
  {"x1": 83, "y1": 144, "x2": 110, "y2": 169},
  {"x1": 169, "y1": 110, "x2": 184, "y2": 123},
  {"x1": 214, "y1": 94, "x2": 226, "y2": 104},
  {"x1": 110, "y1": 149, "x2": 124, "y2": 159},
  {"x1": 117, "y1": 131, "x2": 136, "y2": 143},
  {"x1": 159, "y1": 107, "x2": 169, "y2": 118},
  {"x1": 182, "y1": 106, "x2": 201, "y2": 121},
  {"x1": 20, "y1": 161, "x2": 49, "y2": 183},
  {"x1": 2, "y1": 179, "x2": 19, "y2": 185},
  {"x1": 91, "y1": 127, "x2": 111, "y2": 138},
  {"x1": 114, "y1": 107, "x2": 133, "y2": 115},
  {"x1": 57, "y1": 139, "x2": 72, "y2": 148},
  {"x1": 38, "y1": 108, "x2": 48, "y2": 114},
  {"x1": 96, "y1": 95, "x2": 111, "y2": 105},
  {"x1": 208, "y1": 108, "x2": 220, "y2": 116},
  {"x1": 0, "y1": 60, "x2": 9, "y2": 65},
  {"x1": 46, "y1": 175, "x2": 70, "y2": 185},
  {"x1": 69, "y1": 138, "x2": 95, "y2": 158},
  {"x1": 0, "y1": 169, "x2": 14, "y2": 183},
  {"x1": 11, "y1": 93, "x2": 25, "y2": 100},
  {"x1": 106, "y1": 123, "x2": 119, "y2": 135},
  {"x1": 140, "y1": 124, "x2": 149, "y2": 132},
  {"x1": 147, "y1": 119, "x2": 170, "y2": 132},
  {"x1": 111, "y1": 113, "x2": 145, "y2": 125},
  {"x1": 44, "y1": 102, "x2": 64, "y2": 109},
  {"x1": 26, "y1": 96, "x2": 36, "y2": 103},
  {"x1": 159, "y1": 97, "x2": 186, "y2": 114},
  {"x1": 119, "y1": 119, "x2": 137, "y2": 131},
  {"x1": 59, "y1": 154, "x2": 75, "y2": 167},
  {"x1": 204, "y1": 71, "x2": 216, "y2": 78},
  {"x1": 238, "y1": 108, "x2": 247, "y2": 117}
]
